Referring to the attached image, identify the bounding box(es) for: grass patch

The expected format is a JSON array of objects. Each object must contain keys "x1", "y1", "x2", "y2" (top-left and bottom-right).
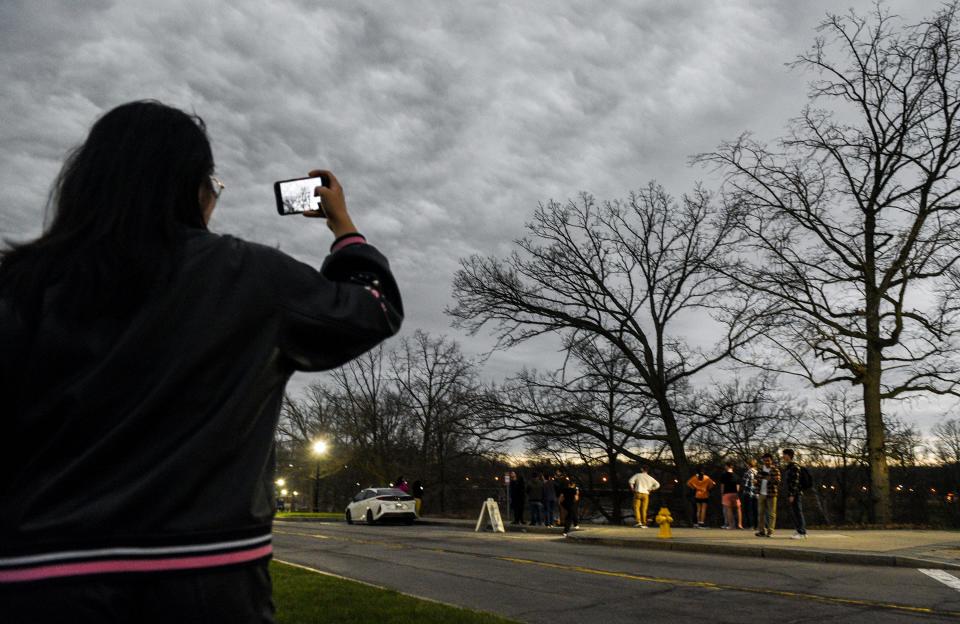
[
  {"x1": 274, "y1": 511, "x2": 342, "y2": 520},
  {"x1": 271, "y1": 561, "x2": 517, "y2": 624}
]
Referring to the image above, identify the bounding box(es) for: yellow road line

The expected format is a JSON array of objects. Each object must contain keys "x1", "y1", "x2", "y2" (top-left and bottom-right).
[
  {"x1": 498, "y1": 556, "x2": 959, "y2": 618},
  {"x1": 273, "y1": 529, "x2": 960, "y2": 618}
]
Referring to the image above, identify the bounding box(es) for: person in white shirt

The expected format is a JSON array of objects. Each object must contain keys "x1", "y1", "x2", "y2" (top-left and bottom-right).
[{"x1": 628, "y1": 465, "x2": 660, "y2": 528}]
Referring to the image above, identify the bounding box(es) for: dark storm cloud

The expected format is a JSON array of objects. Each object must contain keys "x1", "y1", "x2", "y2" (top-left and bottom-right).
[{"x1": 1, "y1": 0, "x2": 941, "y2": 425}]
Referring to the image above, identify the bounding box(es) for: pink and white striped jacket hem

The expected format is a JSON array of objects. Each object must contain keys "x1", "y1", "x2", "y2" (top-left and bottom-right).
[{"x1": 0, "y1": 532, "x2": 272, "y2": 583}]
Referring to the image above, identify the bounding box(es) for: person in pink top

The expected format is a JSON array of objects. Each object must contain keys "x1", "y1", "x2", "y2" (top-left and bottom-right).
[{"x1": 395, "y1": 476, "x2": 410, "y2": 493}]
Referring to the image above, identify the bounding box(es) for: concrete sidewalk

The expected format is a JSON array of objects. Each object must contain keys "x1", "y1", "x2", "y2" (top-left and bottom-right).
[
  {"x1": 416, "y1": 517, "x2": 960, "y2": 570},
  {"x1": 563, "y1": 525, "x2": 960, "y2": 570}
]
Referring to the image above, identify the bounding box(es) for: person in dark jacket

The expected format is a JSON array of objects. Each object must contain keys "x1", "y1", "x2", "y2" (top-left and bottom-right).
[
  {"x1": 559, "y1": 476, "x2": 580, "y2": 537},
  {"x1": 782, "y1": 449, "x2": 807, "y2": 539},
  {"x1": 542, "y1": 473, "x2": 558, "y2": 527},
  {"x1": 411, "y1": 480, "x2": 425, "y2": 517},
  {"x1": 527, "y1": 473, "x2": 545, "y2": 526},
  {"x1": 0, "y1": 101, "x2": 402, "y2": 623},
  {"x1": 509, "y1": 471, "x2": 526, "y2": 524}
]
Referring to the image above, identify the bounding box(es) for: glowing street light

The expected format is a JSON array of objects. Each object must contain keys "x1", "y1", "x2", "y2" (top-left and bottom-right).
[
  {"x1": 280, "y1": 488, "x2": 288, "y2": 496},
  {"x1": 275, "y1": 478, "x2": 286, "y2": 487},
  {"x1": 311, "y1": 439, "x2": 330, "y2": 512}
]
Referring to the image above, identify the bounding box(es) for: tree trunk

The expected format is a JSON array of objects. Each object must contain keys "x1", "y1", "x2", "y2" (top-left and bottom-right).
[
  {"x1": 658, "y1": 396, "x2": 692, "y2": 521},
  {"x1": 838, "y1": 458, "x2": 848, "y2": 523},
  {"x1": 607, "y1": 451, "x2": 622, "y2": 525},
  {"x1": 863, "y1": 346, "x2": 891, "y2": 523}
]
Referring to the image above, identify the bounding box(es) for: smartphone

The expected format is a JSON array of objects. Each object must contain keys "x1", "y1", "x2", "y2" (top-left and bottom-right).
[{"x1": 274, "y1": 174, "x2": 329, "y2": 216}]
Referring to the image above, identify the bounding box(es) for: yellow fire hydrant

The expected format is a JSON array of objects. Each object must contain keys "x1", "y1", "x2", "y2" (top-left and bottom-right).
[{"x1": 655, "y1": 507, "x2": 673, "y2": 539}]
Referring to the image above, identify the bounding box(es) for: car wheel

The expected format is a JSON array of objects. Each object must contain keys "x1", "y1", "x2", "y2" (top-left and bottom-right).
[
  {"x1": 366, "y1": 509, "x2": 375, "y2": 524},
  {"x1": 345, "y1": 510, "x2": 353, "y2": 525}
]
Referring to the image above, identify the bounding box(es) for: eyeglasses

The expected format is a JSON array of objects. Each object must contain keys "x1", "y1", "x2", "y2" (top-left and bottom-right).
[{"x1": 209, "y1": 175, "x2": 225, "y2": 199}]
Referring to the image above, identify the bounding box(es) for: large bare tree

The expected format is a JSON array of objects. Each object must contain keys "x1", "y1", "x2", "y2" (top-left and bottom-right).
[
  {"x1": 697, "y1": 4, "x2": 960, "y2": 522},
  {"x1": 391, "y1": 330, "x2": 485, "y2": 512},
  {"x1": 449, "y1": 183, "x2": 769, "y2": 485}
]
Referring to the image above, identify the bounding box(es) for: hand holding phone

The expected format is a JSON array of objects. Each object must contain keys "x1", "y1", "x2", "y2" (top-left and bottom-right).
[
  {"x1": 274, "y1": 169, "x2": 357, "y2": 237},
  {"x1": 274, "y1": 174, "x2": 329, "y2": 216}
]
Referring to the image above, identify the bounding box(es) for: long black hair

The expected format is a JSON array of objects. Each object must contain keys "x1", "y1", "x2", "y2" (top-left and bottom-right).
[{"x1": 0, "y1": 100, "x2": 214, "y2": 322}]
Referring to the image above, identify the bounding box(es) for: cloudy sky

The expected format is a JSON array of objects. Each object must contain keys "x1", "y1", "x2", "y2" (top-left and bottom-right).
[{"x1": 1, "y1": 0, "x2": 946, "y2": 429}]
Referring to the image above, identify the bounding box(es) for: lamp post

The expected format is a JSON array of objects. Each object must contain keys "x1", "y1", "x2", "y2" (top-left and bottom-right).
[
  {"x1": 311, "y1": 439, "x2": 329, "y2": 513},
  {"x1": 275, "y1": 478, "x2": 286, "y2": 512}
]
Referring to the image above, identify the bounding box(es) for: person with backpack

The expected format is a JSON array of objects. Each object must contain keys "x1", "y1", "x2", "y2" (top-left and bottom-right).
[{"x1": 782, "y1": 448, "x2": 808, "y2": 540}]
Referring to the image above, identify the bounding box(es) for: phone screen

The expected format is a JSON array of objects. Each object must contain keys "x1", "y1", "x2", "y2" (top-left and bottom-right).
[{"x1": 274, "y1": 175, "x2": 326, "y2": 216}]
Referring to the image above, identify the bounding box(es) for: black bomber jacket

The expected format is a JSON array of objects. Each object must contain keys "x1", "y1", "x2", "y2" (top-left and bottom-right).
[{"x1": 0, "y1": 228, "x2": 402, "y2": 583}]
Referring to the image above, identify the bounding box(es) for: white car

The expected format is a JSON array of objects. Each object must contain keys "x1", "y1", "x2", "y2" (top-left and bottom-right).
[{"x1": 345, "y1": 487, "x2": 417, "y2": 524}]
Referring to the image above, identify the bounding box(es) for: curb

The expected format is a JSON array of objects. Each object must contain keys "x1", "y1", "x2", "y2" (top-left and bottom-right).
[
  {"x1": 274, "y1": 516, "x2": 563, "y2": 534},
  {"x1": 565, "y1": 535, "x2": 960, "y2": 570}
]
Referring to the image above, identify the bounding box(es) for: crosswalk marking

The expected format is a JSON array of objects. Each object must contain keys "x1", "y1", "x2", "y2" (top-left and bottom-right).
[{"x1": 919, "y1": 568, "x2": 960, "y2": 592}]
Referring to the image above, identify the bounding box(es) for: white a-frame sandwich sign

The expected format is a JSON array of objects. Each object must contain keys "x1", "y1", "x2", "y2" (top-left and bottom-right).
[{"x1": 475, "y1": 498, "x2": 506, "y2": 533}]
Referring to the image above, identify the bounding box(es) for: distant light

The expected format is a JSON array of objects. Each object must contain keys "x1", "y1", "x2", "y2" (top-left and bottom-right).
[
  {"x1": 601, "y1": 476, "x2": 608, "y2": 482},
  {"x1": 312, "y1": 440, "x2": 328, "y2": 456},
  {"x1": 276, "y1": 478, "x2": 286, "y2": 487},
  {"x1": 293, "y1": 491, "x2": 299, "y2": 496},
  {"x1": 280, "y1": 489, "x2": 288, "y2": 496},
  {"x1": 465, "y1": 476, "x2": 471, "y2": 481},
  {"x1": 494, "y1": 476, "x2": 499, "y2": 481},
  {"x1": 288, "y1": 464, "x2": 294, "y2": 467}
]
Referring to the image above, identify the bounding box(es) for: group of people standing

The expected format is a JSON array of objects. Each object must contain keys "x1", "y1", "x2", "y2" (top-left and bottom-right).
[
  {"x1": 507, "y1": 471, "x2": 581, "y2": 537},
  {"x1": 682, "y1": 449, "x2": 808, "y2": 539},
  {"x1": 504, "y1": 449, "x2": 809, "y2": 538}
]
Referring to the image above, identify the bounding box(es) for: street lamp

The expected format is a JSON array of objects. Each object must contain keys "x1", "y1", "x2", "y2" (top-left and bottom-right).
[
  {"x1": 311, "y1": 439, "x2": 329, "y2": 513},
  {"x1": 275, "y1": 478, "x2": 286, "y2": 487}
]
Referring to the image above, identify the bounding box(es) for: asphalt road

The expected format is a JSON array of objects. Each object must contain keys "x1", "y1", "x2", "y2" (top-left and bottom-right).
[{"x1": 272, "y1": 520, "x2": 960, "y2": 623}]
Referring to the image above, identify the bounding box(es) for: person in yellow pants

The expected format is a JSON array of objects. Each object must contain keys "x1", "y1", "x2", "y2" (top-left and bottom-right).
[{"x1": 628, "y1": 465, "x2": 660, "y2": 528}]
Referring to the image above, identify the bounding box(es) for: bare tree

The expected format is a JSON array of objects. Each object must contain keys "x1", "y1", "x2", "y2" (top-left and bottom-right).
[
  {"x1": 689, "y1": 376, "x2": 797, "y2": 463},
  {"x1": 449, "y1": 183, "x2": 768, "y2": 486},
  {"x1": 390, "y1": 330, "x2": 485, "y2": 512},
  {"x1": 795, "y1": 389, "x2": 866, "y2": 522},
  {"x1": 325, "y1": 345, "x2": 412, "y2": 483},
  {"x1": 697, "y1": 4, "x2": 960, "y2": 522},
  {"x1": 932, "y1": 418, "x2": 960, "y2": 463},
  {"x1": 495, "y1": 341, "x2": 659, "y2": 523}
]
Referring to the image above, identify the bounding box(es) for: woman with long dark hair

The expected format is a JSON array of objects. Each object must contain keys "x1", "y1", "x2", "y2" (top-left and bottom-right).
[
  {"x1": 686, "y1": 466, "x2": 716, "y2": 528},
  {"x1": 0, "y1": 100, "x2": 403, "y2": 622}
]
